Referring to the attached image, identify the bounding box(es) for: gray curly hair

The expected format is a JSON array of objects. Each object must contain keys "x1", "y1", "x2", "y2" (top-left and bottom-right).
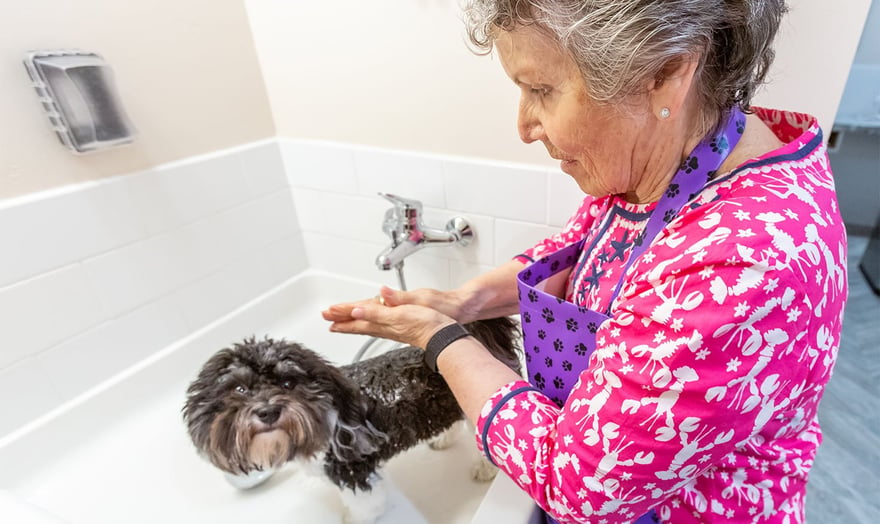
[{"x1": 463, "y1": 0, "x2": 787, "y2": 133}]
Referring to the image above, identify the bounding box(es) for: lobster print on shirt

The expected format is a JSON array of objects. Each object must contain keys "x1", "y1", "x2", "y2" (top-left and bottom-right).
[{"x1": 479, "y1": 108, "x2": 847, "y2": 524}]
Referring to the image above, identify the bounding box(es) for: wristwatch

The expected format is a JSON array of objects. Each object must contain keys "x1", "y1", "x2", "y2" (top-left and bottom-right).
[{"x1": 423, "y1": 323, "x2": 471, "y2": 373}]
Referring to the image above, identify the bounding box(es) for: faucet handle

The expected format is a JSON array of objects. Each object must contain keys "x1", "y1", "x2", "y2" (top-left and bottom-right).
[{"x1": 378, "y1": 192, "x2": 423, "y2": 216}]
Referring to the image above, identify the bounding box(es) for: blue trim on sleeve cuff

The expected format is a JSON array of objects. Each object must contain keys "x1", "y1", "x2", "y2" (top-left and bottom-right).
[{"x1": 481, "y1": 385, "x2": 541, "y2": 466}]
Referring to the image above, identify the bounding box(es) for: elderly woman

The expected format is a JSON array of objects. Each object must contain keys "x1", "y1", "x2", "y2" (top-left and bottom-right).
[{"x1": 323, "y1": 0, "x2": 847, "y2": 522}]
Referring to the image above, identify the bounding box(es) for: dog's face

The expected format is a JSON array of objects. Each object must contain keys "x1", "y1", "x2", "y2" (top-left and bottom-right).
[{"x1": 183, "y1": 338, "x2": 354, "y2": 475}]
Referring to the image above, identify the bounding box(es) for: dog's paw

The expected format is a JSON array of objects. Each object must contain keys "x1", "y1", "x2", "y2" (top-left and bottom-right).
[
  {"x1": 471, "y1": 455, "x2": 499, "y2": 482},
  {"x1": 428, "y1": 422, "x2": 462, "y2": 450}
]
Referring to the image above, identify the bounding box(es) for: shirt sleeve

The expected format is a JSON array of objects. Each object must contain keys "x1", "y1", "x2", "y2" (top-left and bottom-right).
[
  {"x1": 514, "y1": 195, "x2": 598, "y2": 263},
  {"x1": 476, "y1": 195, "x2": 833, "y2": 522}
]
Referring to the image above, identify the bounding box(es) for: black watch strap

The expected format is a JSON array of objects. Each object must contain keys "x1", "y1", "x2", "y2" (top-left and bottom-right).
[{"x1": 424, "y1": 323, "x2": 471, "y2": 373}]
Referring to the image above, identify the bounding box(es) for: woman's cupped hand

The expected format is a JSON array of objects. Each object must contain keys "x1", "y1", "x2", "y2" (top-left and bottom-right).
[{"x1": 321, "y1": 286, "x2": 459, "y2": 349}]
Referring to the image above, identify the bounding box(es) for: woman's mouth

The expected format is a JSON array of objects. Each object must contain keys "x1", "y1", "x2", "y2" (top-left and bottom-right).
[{"x1": 548, "y1": 147, "x2": 577, "y2": 173}]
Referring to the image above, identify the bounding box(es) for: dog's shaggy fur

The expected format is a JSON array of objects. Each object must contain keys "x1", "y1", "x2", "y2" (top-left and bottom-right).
[{"x1": 182, "y1": 317, "x2": 520, "y2": 496}]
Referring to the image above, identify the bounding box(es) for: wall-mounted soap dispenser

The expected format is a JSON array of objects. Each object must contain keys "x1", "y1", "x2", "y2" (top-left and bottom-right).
[{"x1": 23, "y1": 50, "x2": 136, "y2": 154}]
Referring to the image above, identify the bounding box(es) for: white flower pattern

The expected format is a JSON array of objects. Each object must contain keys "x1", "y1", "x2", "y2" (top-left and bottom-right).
[{"x1": 486, "y1": 108, "x2": 847, "y2": 523}]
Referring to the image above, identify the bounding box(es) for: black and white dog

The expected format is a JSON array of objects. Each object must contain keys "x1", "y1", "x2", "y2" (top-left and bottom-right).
[{"x1": 182, "y1": 317, "x2": 520, "y2": 523}]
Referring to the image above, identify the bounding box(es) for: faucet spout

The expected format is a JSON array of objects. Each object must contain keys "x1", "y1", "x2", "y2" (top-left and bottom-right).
[
  {"x1": 374, "y1": 194, "x2": 473, "y2": 270},
  {"x1": 375, "y1": 241, "x2": 420, "y2": 270}
]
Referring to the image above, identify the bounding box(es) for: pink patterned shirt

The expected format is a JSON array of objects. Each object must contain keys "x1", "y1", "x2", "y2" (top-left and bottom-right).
[{"x1": 476, "y1": 108, "x2": 848, "y2": 523}]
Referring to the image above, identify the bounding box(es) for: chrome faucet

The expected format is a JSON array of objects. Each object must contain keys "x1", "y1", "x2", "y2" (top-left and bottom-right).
[
  {"x1": 352, "y1": 193, "x2": 473, "y2": 363},
  {"x1": 375, "y1": 192, "x2": 473, "y2": 273}
]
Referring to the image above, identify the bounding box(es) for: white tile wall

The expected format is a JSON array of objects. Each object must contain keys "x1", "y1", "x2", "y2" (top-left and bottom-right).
[
  {"x1": 0, "y1": 137, "x2": 583, "y2": 439},
  {"x1": 548, "y1": 170, "x2": 588, "y2": 227},
  {"x1": 147, "y1": 154, "x2": 253, "y2": 228},
  {"x1": 0, "y1": 141, "x2": 306, "y2": 437},
  {"x1": 0, "y1": 265, "x2": 106, "y2": 369},
  {"x1": 448, "y1": 259, "x2": 496, "y2": 289},
  {"x1": 238, "y1": 142, "x2": 289, "y2": 198},
  {"x1": 299, "y1": 232, "x2": 419, "y2": 289},
  {"x1": 172, "y1": 231, "x2": 307, "y2": 332},
  {"x1": 355, "y1": 148, "x2": 446, "y2": 208},
  {"x1": 0, "y1": 181, "x2": 149, "y2": 289},
  {"x1": 494, "y1": 219, "x2": 562, "y2": 263},
  {"x1": 0, "y1": 358, "x2": 64, "y2": 438},
  {"x1": 443, "y1": 157, "x2": 549, "y2": 223},
  {"x1": 281, "y1": 139, "x2": 573, "y2": 291},
  {"x1": 35, "y1": 296, "x2": 190, "y2": 400},
  {"x1": 292, "y1": 188, "x2": 388, "y2": 245},
  {"x1": 281, "y1": 140, "x2": 358, "y2": 193}
]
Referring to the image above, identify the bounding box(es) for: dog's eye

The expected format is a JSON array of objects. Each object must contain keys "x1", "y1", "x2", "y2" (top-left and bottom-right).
[
  {"x1": 235, "y1": 385, "x2": 248, "y2": 394},
  {"x1": 280, "y1": 379, "x2": 294, "y2": 390}
]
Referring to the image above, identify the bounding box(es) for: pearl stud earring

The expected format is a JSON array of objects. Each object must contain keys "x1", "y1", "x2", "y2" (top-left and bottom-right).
[{"x1": 660, "y1": 107, "x2": 671, "y2": 119}]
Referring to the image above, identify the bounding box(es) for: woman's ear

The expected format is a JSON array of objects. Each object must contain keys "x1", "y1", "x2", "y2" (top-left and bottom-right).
[{"x1": 646, "y1": 55, "x2": 701, "y2": 120}]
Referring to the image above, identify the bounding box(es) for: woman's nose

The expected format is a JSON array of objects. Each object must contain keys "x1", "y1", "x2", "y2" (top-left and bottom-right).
[{"x1": 517, "y1": 102, "x2": 543, "y2": 144}]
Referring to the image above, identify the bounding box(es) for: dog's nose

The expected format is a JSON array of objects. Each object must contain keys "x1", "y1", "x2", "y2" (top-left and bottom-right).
[{"x1": 256, "y1": 405, "x2": 282, "y2": 425}]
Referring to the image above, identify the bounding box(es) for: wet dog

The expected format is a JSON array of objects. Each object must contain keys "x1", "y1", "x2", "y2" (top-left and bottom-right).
[{"x1": 182, "y1": 317, "x2": 520, "y2": 523}]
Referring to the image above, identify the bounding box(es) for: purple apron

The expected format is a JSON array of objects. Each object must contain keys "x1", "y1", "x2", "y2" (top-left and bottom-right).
[{"x1": 517, "y1": 108, "x2": 745, "y2": 524}]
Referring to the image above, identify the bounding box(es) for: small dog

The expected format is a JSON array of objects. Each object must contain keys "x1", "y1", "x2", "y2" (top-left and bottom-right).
[{"x1": 182, "y1": 317, "x2": 520, "y2": 522}]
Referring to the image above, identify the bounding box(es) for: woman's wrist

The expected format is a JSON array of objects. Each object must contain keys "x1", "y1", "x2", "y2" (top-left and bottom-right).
[
  {"x1": 417, "y1": 317, "x2": 455, "y2": 348},
  {"x1": 446, "y1": 287, "x2": 480, "y2": 324},
  {"x1": 453, "y1": 259, "x2": 525, "y2": 323},
  {"x1": 423, "y1": 323, "x2": 472, "y2": 373}
]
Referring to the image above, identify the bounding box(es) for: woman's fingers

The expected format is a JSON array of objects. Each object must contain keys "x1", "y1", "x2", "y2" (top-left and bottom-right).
[
  {"x1": 321, "y1": 288, "x2": 462, "y2": 348},
  {"x1": 322, "y1": 288, "x2": 422, "y2": 321},
  {"x1": 377, "y1": 286, "x2": 463, "y2": 319},
  {"x1": 321, "y1": 297, "x2": 381, "y2": 321},
  {"x1": 321, "y1": 305, "x2": 352, "y2": 322},
  {"x1": 329, "y1": 303, "x2": 397, "y2": 338},
  {"x1": 329, "y1": 303, "x2": 452, "y2": 348},
  {"x1": 377, "y1": 286, "x2": 402, "y2": 307},
  {"x1": 328, "y1": 318, "x2": 379, "y2": 337},
  {"x1": 376, "y1": 286, "x2": 426, "y2": 308},
  {"x1": 323, "y1": 286, "x2": 459, "y2": 320}
]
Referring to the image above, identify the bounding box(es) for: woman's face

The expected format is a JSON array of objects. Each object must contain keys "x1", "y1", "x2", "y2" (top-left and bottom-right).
[{"x1": 495, "y1": 25, "x2": 652, "y2": 199}]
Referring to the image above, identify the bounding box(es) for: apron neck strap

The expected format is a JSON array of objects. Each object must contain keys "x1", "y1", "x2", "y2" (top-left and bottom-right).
[{"x1": 604, "y1": 106, "x2": 746, "y2": 312}]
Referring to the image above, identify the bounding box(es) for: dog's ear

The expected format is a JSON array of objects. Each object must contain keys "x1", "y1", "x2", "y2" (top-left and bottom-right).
[
  {"x1": 184, "y1": 349, "x2": 237, "y2": 406},
  {"x1": 182, "y1": 348, "x2": 238, "y2": 453},
  {"x1": 319, "y1": 367, "x2": 388, "y2": 464}
]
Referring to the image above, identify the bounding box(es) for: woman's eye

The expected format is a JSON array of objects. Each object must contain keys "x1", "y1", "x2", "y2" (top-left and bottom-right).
[
  {"x1": 530, "y1": 86, "x2": 549, "y2": 96},
  {"x1": 280, "y1": 379, "x2": 294, "y2": 390},
  {"x1": 235, "y1": 385, "x2": 248, "y2": 394}
]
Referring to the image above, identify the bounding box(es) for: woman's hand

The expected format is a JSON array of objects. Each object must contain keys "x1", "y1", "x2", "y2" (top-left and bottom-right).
[
  {"x1": 321, "y1": 259, "x2": 527, "y2": 339},
  {"x1": 322, "y1": 295, "x2": 455, "y2": 349},
  {"x1": 322, "y1": 285, "x2": 468, "y2": 322}
]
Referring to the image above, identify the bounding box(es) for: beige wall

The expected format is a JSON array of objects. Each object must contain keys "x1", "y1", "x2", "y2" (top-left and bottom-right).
[
  {"x1": 756, "y1": 0, "x2": 873, "y2": 128},
  {"x1": 246, "y1": 0, "x2": 872, "y2": 165},
  {"x1": 244, "y1": 0, "x2": 545, "y2": 166},
  {"x1": 2, "y1": 1, "x2": 871, "y2": 200},
  {"x1": 0, "y1": 0, "x2": 275, "y2": 199}
]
